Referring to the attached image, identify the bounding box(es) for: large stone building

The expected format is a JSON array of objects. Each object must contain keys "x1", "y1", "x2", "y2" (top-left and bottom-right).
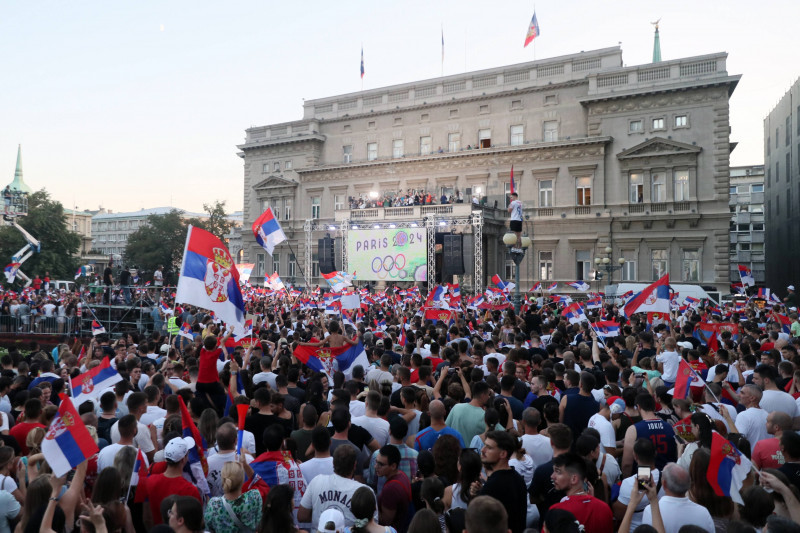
[
  {"x1": 764, "y1": 78, "x2": 800, "y2": 291},
  {"x1": 728, "y1": 165, "x2": 765, "y2": 287},
  {"x1": 239, "y1": 45, "x2": 739, "y2": 294}
]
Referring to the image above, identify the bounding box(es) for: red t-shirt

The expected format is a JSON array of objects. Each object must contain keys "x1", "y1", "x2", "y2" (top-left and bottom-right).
[
  {"x1": 550, "y1": 494, "x2": 614, "y2": 533},
  {"x1": 197, "y1": 347, "x2": 222, "y2": 384},
  {"x1": 752, "y1": 437, "x2": 784, "y2": 470},
  {"x1": 10, "y1": 422, "x2": 46, "y2": 455},
  {"x1": 409, "y1": 357, "x2": 444, "y2": 383},
  {"x1": 140, "y1": 472, "x2": 201, "y2": 524}
]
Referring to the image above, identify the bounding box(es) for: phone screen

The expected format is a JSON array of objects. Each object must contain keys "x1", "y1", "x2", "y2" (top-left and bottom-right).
[{"x1": 638, "y1": 467, "x2": 651, "y2": 488}]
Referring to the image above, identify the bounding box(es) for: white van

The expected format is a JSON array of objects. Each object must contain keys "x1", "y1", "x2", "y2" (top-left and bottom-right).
[
  {"x1": 606, "y1": 283, "x2": 720, "y2": 306},
  {"x1": 52, "y1": 280, "x2": 76, "y2": 293}
]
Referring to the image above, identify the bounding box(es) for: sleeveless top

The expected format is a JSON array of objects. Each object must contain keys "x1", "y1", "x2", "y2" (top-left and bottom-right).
[
  {"x1": 450, "y1": 483, "x2": 468, "y2": 510},
  {"x1": 633, "y1": 417, "x2": 678, "y2": 470}
]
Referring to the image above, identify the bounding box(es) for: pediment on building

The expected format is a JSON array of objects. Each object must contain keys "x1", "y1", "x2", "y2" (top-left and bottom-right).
[
  {"x1": 617, "y1": 137, "x2": 702, "y2": 160},
  {"x1": 252, "y1": 175, "x2": 298, "y2": 191}
]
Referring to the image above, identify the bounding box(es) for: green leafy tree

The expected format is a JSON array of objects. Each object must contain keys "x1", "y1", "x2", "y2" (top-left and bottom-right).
[
  {"x1": 0, "y1": 189, "x2": 80, "y2": 285},
  {"x1": 201, "y1": 200, "x2": 234, "y2": 242},
  {"x1": 123, "y1": 209, "x2": 192, "y2": 277}
]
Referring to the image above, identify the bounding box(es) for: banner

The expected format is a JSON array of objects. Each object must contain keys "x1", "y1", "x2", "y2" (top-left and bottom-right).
[{"x1": 346, "y1": 228, "x2": 427, "y2": 282}]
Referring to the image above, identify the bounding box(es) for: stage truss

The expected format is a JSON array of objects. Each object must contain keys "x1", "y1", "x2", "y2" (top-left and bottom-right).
[{"x1": 306, "y1": 211, "x2": 484, "y2": 294}]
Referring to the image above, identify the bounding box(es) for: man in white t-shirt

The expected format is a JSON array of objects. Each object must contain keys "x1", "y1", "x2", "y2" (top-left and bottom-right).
[
  {"x1": 614, "y1": 438, "x2": 660, "y2": 532},
  {"x1": 520, "y1": 408, "x2": 552, "y2": 467},
  {"x1": 139, "y1": 386, "x2": 167, "y2": 426},
  {"x1": 300, "y1": 427, "x2": 334, "y2": 484},
  {"x1": 588, "y1": 400, "x2": 617, "y2": 454},
  {"x1": 655, "y1": 338, "x2": 681, "y2": 386},
  {"x1": 642, "y1": 463, "x2": 714, "y2": 533},
  {"x1": 110, "y1": 393, "x2": 156, "y2": 461},
  {"x1": 205, "y1": 423, "x2": 253, "y2": 497},
  {"x1": 252, "y1": 356, "x2": 278, "y2": 390},
  {"x1": 298, "y1": 446, "x2": 372, "y2": 531},
  {"x1": 732, "y1": 384, "x2": 770, "y2": 445},
  {"x1": 507, "y1": 192, "x2": 523, "y2": 248},
  {"x1": 352, "y1": 391, "x2": 390, "y2": 447},
  {"x1": 754, "y1": 364, "x2": 800, "y2": 425},
  {"x1": 98, "y1": 415, "x2": 146, "y2": 471}
]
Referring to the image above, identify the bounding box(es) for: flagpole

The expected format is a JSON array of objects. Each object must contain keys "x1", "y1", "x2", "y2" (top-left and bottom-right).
[{"x1": 285, "y1": 241, "x2": 311, "y2": 290}]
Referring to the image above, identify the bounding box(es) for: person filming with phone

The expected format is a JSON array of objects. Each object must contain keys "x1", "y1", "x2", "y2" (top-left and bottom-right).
[{"x1": 613, "y1": 438, "x2": 660, "y2": 531}]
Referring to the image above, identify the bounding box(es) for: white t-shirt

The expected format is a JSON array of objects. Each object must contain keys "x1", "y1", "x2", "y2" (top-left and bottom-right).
[
  {"x1": 520, "y1": 433, "x2": 552, "y2": 467},
  {"x1": 139, "y1": 405, "x2": 167, "y2": 427},
  {"x1": 617, "y1": 469, "x2": 662, "y2": 532},
  {"x1": 483, "y1": 352, "x2": 506, "y2": 368},
  {"x1": 299, "y1": 474, "x2": 372, "y2": 532},
  {"x1": 735, "y1": 407, "x2": 770, "y2": 445},
  {"x1": 97, "y1": 443, "x2": 139, "y2": 471},
  {"x1": 352, "y1": 415, "x2": 390, "y2": 447},
  {"x1": 365, "y1": 368, "x2": 393, "y2": 386},
  {"x1": 706, "y1": 364, "x2": 739, "y2": 383},
  {"x1": 253, "y1": 371, "x2": 277, "y2": 389},
  {"x1": 509, "y1": 199, "x2": 523, "y2": 221},
  {"x1": 0, "y1": 474, "x2": 17, "y2": 493},
  {"x1": 206, "y1": 451, "x2": 254, "y2": 497},
  {"x1": 299, "y1": 457, "x2": 334, "y2": 484},
  {"x1": 588, "y1": 413, "x2": 616, "y2": 449},
  {"x1": 699, "y1": 403, "x2": 738, "y2": 432},
  {"x1": 597, "y1": 452, "x2": 621, "y2": 485},
  {"x1": 0, "y1": 413, "x2": 8, "y2": 433},
  {"x1": 760, "y1": 389, "x2": 800, "y2": 416},
  {"x1": 642, "y1": 496, "x2": 715, "y2": 533},
  {"x1": 206, "y1": 432, "x2": 256, "y2": 457},
  {"x1": 656, "y1": 351, "x2": 680, "y2": 382},
  {"x1": 110, "y1": 420, "x2": 155, "y2": 454},
  {"x1": 349, "y1": 400, "x2": 365, "y2": 419}
]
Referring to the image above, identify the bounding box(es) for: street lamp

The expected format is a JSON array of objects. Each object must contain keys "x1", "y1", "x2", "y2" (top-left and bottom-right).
[
  {"x1": 503, "y1": 233, "x2": 532, "y2": 313},
  {"x1": 594, "y1": 245, "x2": 626, "y2": 286}
]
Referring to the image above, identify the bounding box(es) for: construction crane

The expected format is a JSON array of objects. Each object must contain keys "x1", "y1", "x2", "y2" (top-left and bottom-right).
[{"x1": 3, "y1": 189, "x2": 40, "y2": 287}]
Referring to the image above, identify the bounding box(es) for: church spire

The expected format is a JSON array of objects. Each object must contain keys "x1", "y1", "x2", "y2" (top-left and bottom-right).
[
  {"x1": 7, "y1": 144, "x2": 32, "y2": 194},
  {"x1": 652, "y1": 19, "x2": 662, "y2": 63}
]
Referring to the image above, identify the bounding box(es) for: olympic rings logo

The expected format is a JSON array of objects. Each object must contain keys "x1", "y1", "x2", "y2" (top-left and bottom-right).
[{"x1": 371, "y1": 254, "x2": 407, "y2": 279}]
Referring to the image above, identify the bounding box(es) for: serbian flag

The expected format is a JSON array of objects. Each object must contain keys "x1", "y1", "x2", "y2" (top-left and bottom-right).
[
  {"x1": 130, "y1": 448, "x2": 149, "y2": 488},
  {"x1": 757, "y1": 287, "x2": 771, "y2": 300},
  {"x1": 646, "y1": 312, "x2": 669, "y2": 330},
  {"x1": 593, "y1": 320, "x2": 620, "y2": 338},
  {"x1": 425, "y1": 285, "x2": 448, "y2": 308},
  {"x1": 178, "y1": 396, "x2": 208, "y2": 475},
  {"x1": 523, "y1": 11, "x2": 540, "y2": 47},
  {"x1": 585, "y1": 296, "x2": 603, "y2": 309},
  {"x1": 224, "y1": 372, "x2": 246, "y2": 417},
  {"x1": 530, "y1": 282, "x2": 542, "y2": 292},
  {"x1": 707, "y1": 432, "x2": 752, "y2": 504},
  {"x1": 71, "y1": 357, "x2": 123, "y2": 405},
  {"x1": 360, "y1": 45, "x2": 365, "y2": 79},
  {"x1": 424, "y1": 308, "x2": 456, "y2": 324},
  {"x1": 546, "y1": 282, "x2": 558, "y2": 291},
  {"x1": 322, "y1": 271, "x2": 355, "y2": 292},
  {"x1": 76, "y1": 345, "x2": 87, "y2": 366},
  {"x1": 774, "y1": 314, "x2": 792, "y2": 335},
  {"x1": 3, "y1": 263, "x2": 20, "y2": 283},
  {"x1": 684, "y1": 296, "x2": 701, "y2": 307},
  {"x1": 236, "y1": 404, "x2": 248, "y2": 455},
  {"x1": 176, "y1": 225, "x2": 246, "y2": 336},
  {"x1": 623, "y1": 274, "x2": 670, "y2": 316},
  {"x1": 561, "y1": 302, "x2": 587, "y2": 325},
  {"x1": 509, "y1": 165, "x2": 516, "y2": 194},
  {"x1": 293, "y1": 341, "x2": 369, "y2": 379},
  {"x1": 737, "y1": 265, "x2": 755, "y2": 287},
  {"x1": 178, "y1": 322, "x2": 194, "y2": 340},
  {"x1": 160, "y1": 301, "x2": 173, "y2": 314},
  {"x1": 492, "y1": 274, "x2": 516, "y2": 293},
  {"x1": 252, "y1": 207, "x2": 286, "y2": 256},
  {"x1": 234, "y1": 319, "x2": 253, "y2": 341},
  {"x1": 567, "y1": 281, "x2": 590, "y2": 291},
  {"x1": 91, "y1": 320, "x2": 106, "y2": 336},
  {"x1": 693, "y1": 322, "x2": 739, "y2": 352},
  {"x1": 671, "y1": 359, "x2": 704, "y2": 400},
  {"x1": 399, "y1": 318, "x2": 408, "y2": 347},
  {"x1": 41, "y1": 395, "x2": 99, "y2": 477},
  {"x1": 74, "y1": 266, "x2": 85, "y2": 280}
]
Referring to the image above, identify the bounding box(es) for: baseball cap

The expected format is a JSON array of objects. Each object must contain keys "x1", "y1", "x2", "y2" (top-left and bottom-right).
[
  {"x1": 164, "y1": 436, "x2": 195, "y2": 462},
  {"x1": 160, "y1": 344, "x2": 170, "y2": 354},
  {"x1": 375, "y1": 339, "x2": 384, "y2": 347},
  {"x1": 319, "y1": 509, "x2": 345, "y2": 533},
  {"x1": 676, "y1": 341, "x2": 693, "y2": 350},
  {"x1": 788, "y1": 285, "x2": 795, "y2": 291},
  {"x1": 606, "y1": 396, "x2": 625, "y2": 415}
]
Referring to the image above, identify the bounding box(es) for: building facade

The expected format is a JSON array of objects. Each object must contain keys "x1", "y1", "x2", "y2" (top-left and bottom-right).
[
  {"x1": 764, "y1": 78, "x2": 800, "y2": 291},
  {"x1": 728, "y1": 165, "x2": 765, "y2": 286},
  {"x1": 239, "y1": 46, "x2": 740, "y2": 293}
]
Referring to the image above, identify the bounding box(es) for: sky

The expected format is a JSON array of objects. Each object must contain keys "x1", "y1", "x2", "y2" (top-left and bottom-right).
[{"x1": 2, "y1": 0, "x2": 798, "y2": 215}]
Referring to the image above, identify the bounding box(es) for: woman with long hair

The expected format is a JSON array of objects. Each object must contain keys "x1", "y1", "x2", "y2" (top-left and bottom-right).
[
  {"x1": 420, "y1": 477, "x2": 447, "y2": 533},
  {"x1": 259, "y1": 484, "x2": 301, "y2": 533},
  {"x1": 204, "y1": 461, "x2": 262, "y2": 533},
  {"x1": 689, "y1": 448, "x2": 735, "y2": 531},
  {"x1": 677, "y1": 412, "x2": 714, "y2": 470},
  {"x1": 345, "y1": 486, "x2": 395, "y2": 533},
  {"x1": 198, "y1": 408, "x2": 219, "y2": 451},
  {"x1": 91, "y1": 467, "x2": 133, "y2": 533},
  {"x1": 431, "y1": 435, "x2": 461, "y2": 485},
  {"x1": 443, "y1": 448, "x2": 481, "y2": 511},
  {"x1": 407, "y1": 509, "x2": 441, "y2": 533},
  {"x1": 0, "y1": 447, "x2": 24, "y2": 505}
]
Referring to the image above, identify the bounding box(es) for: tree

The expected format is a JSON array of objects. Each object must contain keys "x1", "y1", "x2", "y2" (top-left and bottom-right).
[
  {"x1": 123, "y1": 210, "x2": 191, "y2": 278},
  {"x1": 201, "y1": 200, "x2": 234, "y2": 242},
  {"x1": 0, "y1": 189, "x2": 80, "y2": 285}
]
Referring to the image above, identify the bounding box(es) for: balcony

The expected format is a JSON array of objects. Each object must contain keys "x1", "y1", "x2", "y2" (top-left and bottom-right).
[
  {"x1": 334, "y1": 202, "x2": 492, "y2": 222},
  {"x1": 623, "y1": 201, "x2": 697, "y2": 216}
]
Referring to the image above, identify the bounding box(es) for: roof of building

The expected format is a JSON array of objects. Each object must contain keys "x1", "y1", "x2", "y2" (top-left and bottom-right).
[
  {"x1": 5, "y1": 145, "x2": 32, "y2": 194},
  {"x1": 92, "y1": 206, "x2": 207, "y2": 220}
]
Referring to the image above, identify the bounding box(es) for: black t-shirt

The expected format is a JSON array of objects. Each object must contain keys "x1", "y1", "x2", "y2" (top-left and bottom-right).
[
  {"x1": 563, "y1": 394, "x2": 599, "y2": 439},
  {"x1": 530, "y1": 395, "x2": 559, "y2": 430},
  {"x1": 327, "y1": 423, "x2": 375, "y2": 451},
  {"x1": 103, "y1": 267, "x2": 113, "y2": 285},
  {"x1": 512, "y1": 379, "x2": 529, "y2": 403},
  {"x1": 779, "y1": 463, "x2": 800, "y2": 494},
  {"x1": 245, "y1": 412, "x2": 293, "y2": 456},
  {"x1": 286, "y1": 385, "x2": 306, "y2": 403},
  {"x1": 530, "y1": 459, "x2": 565, "y2": 521},
  {"x1": 480, "y1": 468, "x2": 528, "y2": 533}
]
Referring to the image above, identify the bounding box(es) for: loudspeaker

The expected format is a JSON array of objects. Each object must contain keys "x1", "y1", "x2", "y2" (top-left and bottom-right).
[
  {"x1": 442, "y1": 234, "x2": 465, "y2": 276},
  {"x1": 318, "y1": 237, "x2": 336, "y2": 274}
]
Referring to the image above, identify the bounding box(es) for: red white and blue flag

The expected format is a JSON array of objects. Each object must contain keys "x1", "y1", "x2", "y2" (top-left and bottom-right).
[
  {"x1": 530, "y1": 282, "x2": 542, "y2": 292},
  {"x1": 41, "y1": 395, "x2": 99, "y2": 477},
  {"x1": 593, "y1": 320, "x2": 620, "y2": 338},
  {"x1": 178, "y1": 396, "x2": 208, "y2": 475},
  {"x1": 293, "y1": 340, "x2": 369, "y2": 379},
  {"x1": 179, "y1": 322, "x2": 194, "y2": 340},
  {"x1": 492, "y1": 274, "x2": 516, "y2": 293},
  {"x1": 3, "y1": 263, "x2": 20, "y2": 283},
  {"x1": 322, "y1": 271, "x2": 355, "y2": 292},
  {"x1": 250, "y1": 451, "x2": 305, "y2": 515},
  {"x1": 360, "y1": 46, "x2": 365, "y2": 78},
  {"x1": 757, "y1": 287, "x2": 771, "y2": 300},
  {"x1": 561, "y1": 302, "x2": 587, "y2": 325},
  {"x1": 585, "y1": 296, "x2": 603, "y2": 309},
  {"x1": 234, "y1": 319, "x2": 253, "y2": 341},
  {"x1": 129, "y1": 448, "x2": 149, "y2": 488},
  {"x1": 670, "y1": 359, "x2": 705, "y2": 400},
  {"x1": 523, "y1": 11, "x2": 540, "y2": 48},
  {"x1": 91, "y1": 320, "x2": 105, "y2": 336},
  {"x1": 623, "y1": 274, "x2": 670, "y2": 317},
  {"x1": 509, "y1": 165, "x2": 516, "y2": 194},
  {"x1": 737, "y1": 265, "x2": 755, "y2": 287},
  {"x1": 425, "y1": 285, "x2": 449, "y2": 308},
  {"x1": 176, "y1": 225, "x2": 246, "y2": 336},
  {"x1": 546, "y1": 282, "x2": 558, "y2": 292},
  {"x1": 160, "y1": 301, "x2": 172, "y2": 314},
  {"x1": 252, "y1": 207, "x2": 286, "y2": 256},
  {"x1": 684, "y1": 296, "x2": 701, "y2": 307},
  {"x1": 71, "y1": 357, "x2": 123, "y2": 405},
  {"x1": 568, "y1": 281, "x2": 590, "y2": 291},
  {"x1": 399, "y1": 317, "x2": 408, "y2": 347},
  {"x1": 707, "y1": 431, "x2": 752, "y2": 505}
]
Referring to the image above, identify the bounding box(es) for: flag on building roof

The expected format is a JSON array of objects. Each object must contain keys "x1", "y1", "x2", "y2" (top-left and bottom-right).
[
  {"x1": 568, "y1": 281, "x2": 590, "y2": 291},
  {"x1": 707, "y1": 431, "x2": 752, "y2": 505},
  {"x1": 41, "y1": 395, "x2": 99, "y2": 477},
  {"x1": 91, "y1": 320, "x2": 105, "y2": 336},
  {"x1": 523, "y1": 11, "x2": 540, "y2": 47},
  {"x1": 176, "y1": 225, "x2": 246, "y2": 336},
  {"x1": 737, "y1": 265, "x2": 755, "y2": 287},
  {"x1": 360, "y1": 46, "x2": 365, "y2": 78},
  {"x1": 623, "y1": 274, "x2": 670, "y2": 316},
  {"x1": 71, "y1": 357, "x2": 123, "y2": 405},
  {"x1": 252, "y1": 207, "x2": 286, "y2": 256}
]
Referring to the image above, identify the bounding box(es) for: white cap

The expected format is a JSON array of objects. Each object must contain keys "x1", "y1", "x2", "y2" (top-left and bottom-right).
[
  {"x1": 160, "y1": 344, "x2": 170, "y2": 354},
  {"x1": 788, "y1": 285, "x2": 795, "y2": 291},
  {"x1": 676, "y1": 341, "x2": 693, "y2": 350},
  {"x1": 164, "y1": 436, "x2": 195, "y2": 462},
  {"x1": 319, "y1": 509, "x2": 345, "y2": 533}
]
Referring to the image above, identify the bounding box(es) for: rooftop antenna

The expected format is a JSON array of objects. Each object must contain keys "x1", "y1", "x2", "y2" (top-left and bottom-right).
[{"x1": 651, "y1": 18, "x2": 662, "y2": 63}]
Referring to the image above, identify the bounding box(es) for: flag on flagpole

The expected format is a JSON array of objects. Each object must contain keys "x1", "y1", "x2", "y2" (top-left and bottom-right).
[
  {"x1": 737, "y1": 265, "x2": 755, "y2": 287},
  {"x1": 670, "y1": 359, "x2": 705, "y2": 400},
  {"x1": 509, "y1": 165, "x2": 516, "y2": 195},
  {"x1": 178, "y1": 396, "x2": 208, "y2": 475},
  {"x1": 567, "y1": 281, "x2": 590, "y2": 291},
  {"x1": 546, "y1": 282, "x2": 558, "y2": 291},
  {"x1": 530, "y1": 282, "x2": 542, "y2": 292},
  {"x1": 3, "y1": 263, "x2": 21, "y2": 283},
  {"x1": 71, "y1": 357, "x2": 123, "y2": 405},
  {"x1": 322, "y1": 271, "x2": 355, "y2": 292},
  {"x1": 707, "y1": 432, "x2": 752, "y2": 505},
  {"x1": 561, "y1": 302, "x2": 588, "y2": 325},
  {"x1": 91, "y1": 320, "x2": 106, "y2": 336},
  {"x1": 441, "y1": 25, "x2": 444, "y2": 64},
  {"x1": 178, "y1": 322, "x2": 194, "y2": 340},
  {"x1": 523, "y1": 11, "x2": 540, "y2": 47},
  {"x1": 623, "y1": 274, "x2": 670, "y2": 316},
  {"x1": 160, "y1": 301, "x2": 173, "y2": 315},
  {"x1": 360, "y1": 46, "x2": 365, "y2": 79},
  {"x1": 293, "y1": 341, "x2": 369, "y2": 379},
  {"x1": 41, "y1": 395, "x2": 99, "y2": 477},
  {"x1": 252, "y1": 207, "x2": 287, "y2": 256},
  {"x1": 129, "y1": 448, "x2": 149, "y2": 489},
  {"x1": 236, "y1": 404, "x2": 249, "y2": 455}
]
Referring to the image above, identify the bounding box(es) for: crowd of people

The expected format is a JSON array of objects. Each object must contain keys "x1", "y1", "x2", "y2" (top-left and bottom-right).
[
  {"x1": 0, "y1": 284, "x2": 799, "y2": 533},
  {"x1": 348, "y1": 189, "x2": 469, "y2": 210}
]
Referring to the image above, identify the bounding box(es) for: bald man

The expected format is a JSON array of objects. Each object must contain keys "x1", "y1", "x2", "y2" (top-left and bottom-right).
[
  {"x1": 413, "y1": 399, "x2": 466, "y2": 451},
  {"x1": 642, "y1": 463, "x2": 714, "y2": 533},
  {"x1": 752, "y1": 411, "x2": 792, "y2": 470},
  {"x1": 733, "y1": 384, "x2": 770, "y2": 446}
]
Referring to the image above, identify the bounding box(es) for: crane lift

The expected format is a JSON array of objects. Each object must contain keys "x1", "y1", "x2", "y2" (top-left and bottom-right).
[{"x1": 3, "y1": 190, "x2": 40, "y2": 287}]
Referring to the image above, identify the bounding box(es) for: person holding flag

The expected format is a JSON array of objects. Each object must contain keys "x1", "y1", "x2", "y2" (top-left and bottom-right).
[{"x1": 508, "y1": 190, "x2": 523, "y2": 249}]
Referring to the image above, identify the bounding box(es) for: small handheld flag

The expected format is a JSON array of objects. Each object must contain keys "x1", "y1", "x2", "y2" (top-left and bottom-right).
[
  {"x1": 41, "y1": 395, "x2": 99, "y2": 477},
  {"x1": 236, "y1": 404, "x2": 249, "y2": 456},
  {"x1": 71, "y1": 357, "x2": 123, "y2": 405},
  {"x1": 91, "y1": 320, "x2": 106, "y2": 336},
  {"x1": 252, "y1": 207, "x2": 287, "y2": 256},
  {"x1": 523, "y1": 11, "x2": 540, "y2": 47},
  {"x1": 737, "y1": 265, "x2": 755, "y2": 287},
  {"x1": 546, "y1": 282, "x2": 558, "y2": 292}
]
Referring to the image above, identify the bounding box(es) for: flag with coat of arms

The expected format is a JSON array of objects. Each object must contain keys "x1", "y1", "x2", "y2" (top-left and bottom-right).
[
  {"x1": 252, "y1": 207, "x2": 287, "y2": 256},
  {"x1": 71, "y1": 357, "x2": 123, "y2": 405},
  {"x1": 41, "y1": 395, "x2": 99, "y2": 477}
]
